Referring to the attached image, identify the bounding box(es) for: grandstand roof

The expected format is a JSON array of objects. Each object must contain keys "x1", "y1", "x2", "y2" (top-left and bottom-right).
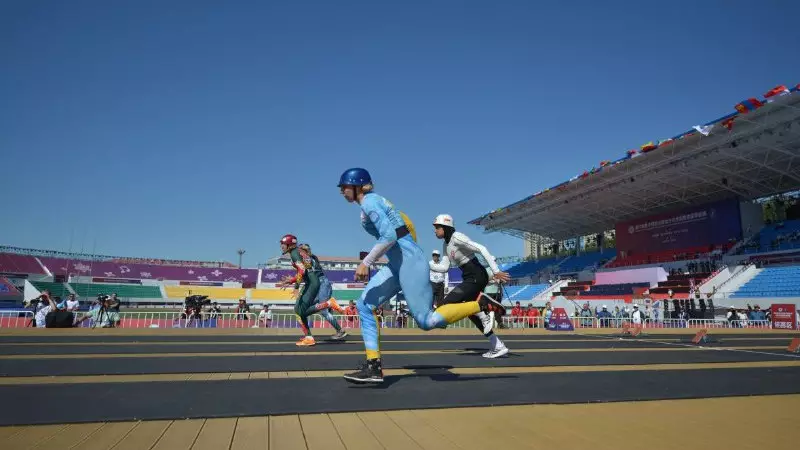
[{"x1": 469, "y1": 83, "x2": 800, "y2": 241}]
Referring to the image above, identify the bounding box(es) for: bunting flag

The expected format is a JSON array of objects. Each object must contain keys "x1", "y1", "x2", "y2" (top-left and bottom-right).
[
  {"x1": 722, "y1": 117, "x2": 735, "y2": 130},
  {"x1": 692, "y1": 124, "x2": 714, "y2": 136},
  {"x1": 470, "y1": 80, "x2": 798, "y2": 223},
  {"x1": 764, "y1": 85, "x2": 790, "y2": 102},
  {"x1": 735, "y1": 98, "x2": 764, "y2": 114},
  {"x1": 640, "y1": 141, "x2": 657, "y2": 153}
]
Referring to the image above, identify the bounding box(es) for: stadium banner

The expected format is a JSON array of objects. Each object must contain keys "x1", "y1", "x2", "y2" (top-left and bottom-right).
[
  {"x1": 179, "y1": 280, "x2": 224, "y2": 287},
  {"x1": 547, "y1": 307, "x2": 575, "y2": 331},
  {"x1": 615, "y1": 198, "x2": 742, "y2": 255},
  {"x1": 771, "y1": 304, "x2": 797, "y2": 330},
  {"x1": 91, "y1": 277, "x2": 142, "y2": 284},
  {"x1": 0, "y1": 272, "x2": 28, "y2": 278}
]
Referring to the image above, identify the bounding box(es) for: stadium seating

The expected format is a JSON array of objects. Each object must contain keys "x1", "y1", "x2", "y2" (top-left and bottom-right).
[
  {"x1": 731, "y1": 266, "x2": 800, "y2": 298},
  {"x1": 0, "y1": 253, "x2": 45, "y2": 274},
  {"x1": 503, "y1": 284, "x2": 548, "y2": 301},
  {"x1": 506, "y1": 257, "x2": 565, "y2": 279},
  {"x1": 249, "y1": 289, "x2": 296, "y2": 301},
  {"x1": 331, "y1": 290, "x2": 362, "y2": 302},
  {"x1": 579, "y1": 282, "x2": 650, "y2": 297},
  {"x1": 608, "y1": 245, "x2": 730, "y2": 268},
  {"x1": 164, "y1": 286, "x2": 247, "y2": 300},
  {"x1": 742, "y1": 220, "x2": 800, "y2": 254},
  {"x1": 30, "y1": 281, "x2": 72, "y2": 298},
  {"x1": 557, "y1": 249, "x2": 616, "y2": 273},
  {"x1": 70, "y1": 283, "x2": 162, "y2": 299}
]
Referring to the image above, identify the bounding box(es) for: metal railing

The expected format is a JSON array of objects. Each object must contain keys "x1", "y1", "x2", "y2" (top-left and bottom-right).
[
  {"x1": 1, "y1": 309, "x2": 783, "y2": 331},
  {"x1": 0, "y1": 310, "x2": 33, "y2": 328}
]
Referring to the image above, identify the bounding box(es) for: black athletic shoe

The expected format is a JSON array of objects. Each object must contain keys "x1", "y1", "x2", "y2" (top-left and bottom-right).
[
  {"x1": 343, "y1": 359, "x2": 384, "y2": 384},
  {"x1": 479, "y1": 293, "x2": 506, "y2": 316}
]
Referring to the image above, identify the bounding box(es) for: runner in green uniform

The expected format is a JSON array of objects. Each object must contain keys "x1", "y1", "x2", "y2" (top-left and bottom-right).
[
  {"x1": 277, "y1": 234, "x2": 344, "y2": 346},
  {"x1": 299, "y1": 243, "x2": 348, "y2": 340}
]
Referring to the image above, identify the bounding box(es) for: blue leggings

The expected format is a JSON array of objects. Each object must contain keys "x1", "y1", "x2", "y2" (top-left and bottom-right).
[
  {"x1": 310, "y1": 276, "x2": 342, "y2": 331},
  {"x1": 357, "y1": 238, "x2": 449, "y2": 358}
]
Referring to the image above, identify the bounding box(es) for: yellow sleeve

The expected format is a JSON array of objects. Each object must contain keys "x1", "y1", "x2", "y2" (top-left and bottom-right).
[{"x1": 399, "y1": 211, "x2": 417, "y2": 242}]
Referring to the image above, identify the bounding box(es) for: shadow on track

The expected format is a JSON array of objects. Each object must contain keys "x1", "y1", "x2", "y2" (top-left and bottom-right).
[{"x1": 348, "y1": 364, "x2": 518, "y2": 389}]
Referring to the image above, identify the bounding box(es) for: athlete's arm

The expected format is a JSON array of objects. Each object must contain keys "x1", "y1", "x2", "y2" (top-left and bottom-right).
[
  {"x1": 284, "y1": 250, "x2": 306, "y2": 289},
  {"x1": 429, "y1": 255, "x2": 450, "y2": 273},
  {"x1": 451, "y1": 232, "x2": 502, "y2": 274},
  {"x1": 360, "y1": 200, "x2": 398, "y2": 267}
]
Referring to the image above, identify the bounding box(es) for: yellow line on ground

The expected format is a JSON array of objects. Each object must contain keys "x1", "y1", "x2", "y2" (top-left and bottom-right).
[
  {"x1": 0, "y1": 338, "x2": 666, "y2": 346},
  {"x1": 0, "y1": 360, "x2": 798, "y2": 385},
  {"x1": 0, "y1": 346, "x2": 786, "y2": 360}
]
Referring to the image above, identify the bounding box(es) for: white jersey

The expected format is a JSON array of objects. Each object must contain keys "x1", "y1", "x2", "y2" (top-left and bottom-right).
[{"x1": 429, "y1": 231, "x2": 501, "y2": 275}]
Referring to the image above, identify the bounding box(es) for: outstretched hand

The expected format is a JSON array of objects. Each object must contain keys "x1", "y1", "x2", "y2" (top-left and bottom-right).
[{"x1": 493, "y1": 271, "x2": 511, "y2": 284}]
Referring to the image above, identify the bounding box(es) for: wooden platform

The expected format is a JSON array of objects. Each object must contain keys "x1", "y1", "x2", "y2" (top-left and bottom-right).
[
  {"x1": 1, "y1": 328, "x2": 798, "y2": 449},
  {"x1": 1, "y1": 395, "x2": 797, "y2": 450}
]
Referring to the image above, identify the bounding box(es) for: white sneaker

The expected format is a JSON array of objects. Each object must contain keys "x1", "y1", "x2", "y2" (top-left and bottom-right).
[
  {"x1": 482, "y1": 346, "x2": 509, "y2": 359},
  {"x1": 480, "y1": 313, "x2": 493, "y2": 335}
]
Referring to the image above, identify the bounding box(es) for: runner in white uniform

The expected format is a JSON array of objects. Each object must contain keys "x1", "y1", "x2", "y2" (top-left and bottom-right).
[{"x1": 429, "y1": 214, "x2": 510, "y2": 358}]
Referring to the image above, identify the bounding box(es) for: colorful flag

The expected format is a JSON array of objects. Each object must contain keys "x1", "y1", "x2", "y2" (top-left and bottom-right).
[
  {"x1": 764, "y1": 85, "x2": 790, "y2": 102},
  {"x1": 693, "y1": 125, "x2": 714, "y2": 136},
  {"x1": 735, "y1": 98, "x2": 763, "y2": 114},
  {"x1": 640, "y1": 141, "x2": 657, "y2": 152}
]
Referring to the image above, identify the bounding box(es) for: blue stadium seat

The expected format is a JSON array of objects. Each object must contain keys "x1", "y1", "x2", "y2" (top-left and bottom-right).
[
  {"x1": 742, "y1": 220, "x2": 800, "y2": 254},
  {"x1": 557, "y1": 249, "x2": 616, "y2": 273},
  {"x1": 731, "y1": 265, "x2": 800, "y2": 298}
]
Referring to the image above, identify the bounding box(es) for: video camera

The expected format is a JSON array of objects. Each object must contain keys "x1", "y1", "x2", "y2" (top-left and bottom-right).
[{"x1": 184, "y1": 295, "x2": 211, "y2": 310}]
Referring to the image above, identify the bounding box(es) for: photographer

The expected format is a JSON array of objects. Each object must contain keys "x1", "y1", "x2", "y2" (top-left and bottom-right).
[
  {"x1": 181, "y1": 295, "x2": 212, "y2": 321},
  {"x1": 25, "y1": 290, "x2": 55, "y2": 328},
  {"x1": 74, "y1": 295, "x2": 115, "y2": 328}
]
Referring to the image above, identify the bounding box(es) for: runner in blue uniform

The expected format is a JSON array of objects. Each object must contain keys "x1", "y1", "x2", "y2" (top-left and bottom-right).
[{"x1": 337, "y1": 167, "x2": 503, "y2": 383}]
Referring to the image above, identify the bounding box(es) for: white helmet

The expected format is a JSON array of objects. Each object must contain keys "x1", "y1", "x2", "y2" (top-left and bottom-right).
[
  {"x1": 433, "y1": 214, "x2": 454, "y2": 227},
  {"x1": 432, "y1": 250, "x2": 440, "y2": 255}
]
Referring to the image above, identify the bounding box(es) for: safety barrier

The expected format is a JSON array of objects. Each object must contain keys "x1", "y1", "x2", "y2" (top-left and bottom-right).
[
  {"x1": 2, "y1": 309, "x2": 778, "y2": 331},
  {"x1": 0, "y1": 310, "x2": 33, "y2": 328}
]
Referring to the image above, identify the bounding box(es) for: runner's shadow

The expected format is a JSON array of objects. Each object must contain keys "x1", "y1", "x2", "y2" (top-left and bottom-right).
[{"x1": 348, "y1": 364, "x2": 518, "y2": 389}]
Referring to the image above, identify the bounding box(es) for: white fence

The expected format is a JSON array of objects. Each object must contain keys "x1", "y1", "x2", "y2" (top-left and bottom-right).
[{"x1": 4, "y1": 309, "x2": 781, "y2": 330}]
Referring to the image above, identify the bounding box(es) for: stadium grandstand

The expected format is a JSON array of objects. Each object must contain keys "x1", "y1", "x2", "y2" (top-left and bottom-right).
[
  {"x1": 0, "y1": 244, "x2": 465, "y2": 313},
  {"x1": 468, "y1": 81, "x2": 800, "y2": 324}
]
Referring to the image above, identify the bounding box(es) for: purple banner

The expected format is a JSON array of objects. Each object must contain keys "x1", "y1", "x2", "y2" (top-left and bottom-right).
[
  {"x1": 92, "y1": 277, "x2": 142, "y2": 284},
  {"x1": 615, "y1": 198, "x2": 742, "y2": 254},
  {"x1": 179, "y1": 280, "x2": 224, "y2": 287}
]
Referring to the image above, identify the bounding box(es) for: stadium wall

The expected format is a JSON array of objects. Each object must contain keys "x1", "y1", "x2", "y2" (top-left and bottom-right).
[
  {"x1": 739, "y1": 200, "x2": 765, "y2": 239},
  {"x1": 594, "y1": 267, "x2": 666, "y2": 285},
  {"x1": 615, "y1": 198, "x2": 743, "y2": 256}
]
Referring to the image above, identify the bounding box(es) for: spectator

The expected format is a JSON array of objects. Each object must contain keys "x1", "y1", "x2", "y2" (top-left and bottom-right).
[
  {"x1": 596, "y1": 305, "x2": 612, "y2": 327},
  {"x1": 511, "y1": 302, "x2": 524, "y2": 328},
  {"x1": 65, "y1": 294, "x2": 79, "y2": 312},
  {"x1": 258, "y1": 305, "x2": 272, "y2": 327},
  {"x1": 429, "y1": 250, "x2": 447, "y2": 307},
  {"x1": 235, "y1": 298, "x2": 251, "y2": 320},
  {"x1": 344, "y1": 301, "x2": 358, "y2": 328},
  {"x1": 543, "y1": 302, "x2": 553, "y2": 328},
  {"x1": 525, "y1": 305, "x2": 540, "y2": 328},
  {"x1": 749, "y1": 305, "x2": 766, "y2": 322},
  {"x1": 579, "y1": 303, "x2": 593, "y2": 327},
  {"x1": 630, "y1": 304, "x2": 644, "y2": 325},
  {"x1": 74, "y1": 296, "x2": 114, "y2": 328}
]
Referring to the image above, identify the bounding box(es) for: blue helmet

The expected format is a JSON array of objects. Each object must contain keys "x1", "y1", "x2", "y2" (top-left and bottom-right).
[{"x1": 338, "y1": 168, "x2": 372, "y2": 187}]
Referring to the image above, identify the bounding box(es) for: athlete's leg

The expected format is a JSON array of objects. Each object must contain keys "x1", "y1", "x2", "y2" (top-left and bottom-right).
[
  {"x1": 358, "y1": 265, "x2": 401, "y2": 359},
  {"x1": 396, "y1": 239, "x2": 481, "y2": 329},
  {"x1": 315, "y1": 277, "x2": 345, "y2": 333},
  {"x1": 293, "y1": 285, "x2": 312, "y2": 337}
]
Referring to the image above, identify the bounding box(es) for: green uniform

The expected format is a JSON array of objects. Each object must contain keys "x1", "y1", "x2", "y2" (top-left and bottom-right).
[{"x1": 288, "y1": 247, "x2": 323, "y2": 335}]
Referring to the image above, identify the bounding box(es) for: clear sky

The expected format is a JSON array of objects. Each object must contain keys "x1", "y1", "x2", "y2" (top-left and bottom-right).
[{"x1": 2, "y1": 0, "x2": 799, "y2": 267}]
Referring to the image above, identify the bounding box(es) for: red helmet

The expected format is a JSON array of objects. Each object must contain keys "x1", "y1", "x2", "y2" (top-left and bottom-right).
[{"x1": 280, "y1": 234, "x2": 298, "y2": 247}]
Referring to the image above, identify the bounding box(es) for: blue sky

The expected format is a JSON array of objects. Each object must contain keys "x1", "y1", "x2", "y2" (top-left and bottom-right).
[{"x1": 2, "y1": 0, "x2": 799, "y2": 267}]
